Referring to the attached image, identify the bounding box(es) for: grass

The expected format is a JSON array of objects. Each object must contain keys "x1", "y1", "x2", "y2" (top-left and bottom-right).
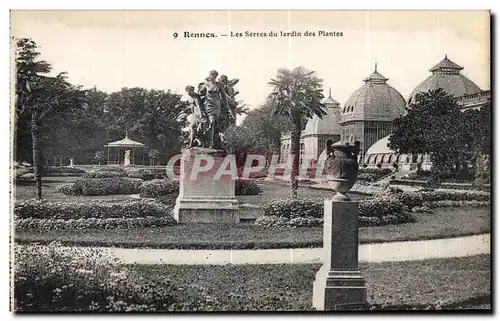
[
  {"x1": 122, "y1": 254, "x2": 490, "y2": 311},
  {"x1": 15, "y1": 206, "x2": 490, "y2": 249}
]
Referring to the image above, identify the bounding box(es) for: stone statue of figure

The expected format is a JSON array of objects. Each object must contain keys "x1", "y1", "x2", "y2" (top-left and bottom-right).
[
  {"x1": 198, "y1": 70, "x2": 223, "y2": 149},
  {"x1": 69, "y1": 157, "x2": 74, "y2": 167},
  {"x1": 183, "y1": 70, "x2": 240, "y2": 150},
  {"x1": 185, "y1": 85, "x2": 208, "y2": 147},
  {"x1": 124, "y1": 150, "x2": 131, "y2": 166}
]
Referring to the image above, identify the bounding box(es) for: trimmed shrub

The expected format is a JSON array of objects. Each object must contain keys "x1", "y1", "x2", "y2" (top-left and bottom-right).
[
  {"x1": 14, "y1": 199, "x2": 174, "y2": 220},
  {"x1": 257, "y1": 195, "x2": 414, "y2": 228},
  {"x1": 96, "y1": 166, "x2": 125, "y2": 172},
  {"x1": 424, "y1": 200, "x2": 490, "y2": 208},
  {"x1": 139, "y1": 179, "x2": 179, "y2": 198},
  {"x1": 125, "y1": 168, "x2": 155, "y2": 180},
  {"x1": 357, "y1": 168, "x2": 393, "y2": 182},
  {"x1": 14, "y1": 244, "x2": 179, "y2": 312},
  {"x1": 16, "y1": 216, "x2": 175, "y2": 230},
  {"x1": 264, "y1": 197, "x2": 323, "y2": 219},
  {"x1": 57, "y1": 178, "x2": 142, "y2": 196},
  {"x1": 82, "y1": 170, "x2": 127, "y2": 178},
  {"x1": 235, "y1": 179, "x2": 262, "y2": 196}
]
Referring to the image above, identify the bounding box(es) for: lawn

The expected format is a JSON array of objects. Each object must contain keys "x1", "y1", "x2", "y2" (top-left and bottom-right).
[
  {"x1": 15, "y1": 206, "x2": 490, "y2": 249},
  {"x1": 125, "y1": 254, "x2": 490, "y2": 311},
  {"x1": 14, "y1": 254, "x2": 489, "y2": 311}
]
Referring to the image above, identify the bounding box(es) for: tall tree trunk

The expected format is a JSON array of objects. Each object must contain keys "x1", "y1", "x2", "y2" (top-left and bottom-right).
[
  {"x1": 289, "y1": 114, "x2": 301, "y2": 198},
  {"x1": 31, "y1": 111, "x2": 42, "y2": 200}
]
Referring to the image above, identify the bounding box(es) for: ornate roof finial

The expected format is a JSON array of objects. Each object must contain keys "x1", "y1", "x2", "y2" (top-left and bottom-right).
[
  {"x1": 328, "y1": 86, "x2": 332, "y2": 97},
  {"x1": 445, "y1": 53, "x2": 448, "y2": 59},
  {"x1": 375, "y1": 61, "x2": 378, "y2": 72},
  {"x1": 125, "y1": 129, "x2": 128, "y2": 138}
]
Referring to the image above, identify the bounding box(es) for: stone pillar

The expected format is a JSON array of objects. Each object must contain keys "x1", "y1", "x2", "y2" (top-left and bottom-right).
[
  {"x1": 313, "y1": 199, "x2": 367, "y2": 311},
  {"x1": 174, "y1": 148, "x2": 239, "y2": 223}
]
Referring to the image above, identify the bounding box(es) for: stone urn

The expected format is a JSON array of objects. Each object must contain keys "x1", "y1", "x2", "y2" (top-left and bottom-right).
[{"x1": 324, "y1": 142, "x2": 360, "y2": 201}]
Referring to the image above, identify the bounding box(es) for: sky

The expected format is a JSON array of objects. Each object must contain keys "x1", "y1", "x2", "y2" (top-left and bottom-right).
[{"x1": 10, "y1": 10, "x2": 490, "y2": 124}]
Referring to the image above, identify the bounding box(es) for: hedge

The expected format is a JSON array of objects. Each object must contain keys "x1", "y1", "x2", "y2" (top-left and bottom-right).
[
  {"x1": 14, "y1": 245, "x2": 180, "y2": 312},
  {"x1": 82, "y1": 170, "x2": 127, "y2": 178},
  {"x1": 139, "y1": 179, "x2": 180, "y2": 198},
  {"x1": 357, "y1": 168, "x2": 393, "y2": 182},
  {"x1": 138, "y1": 179, "x2": 262, "y2": 198},
  {"x1": 57, "y1": 178, "x2": 142, "y2": 196},
  {"x1": 14, "y1": 199, "x2": 173, "y2": 220},
  {"x1": 15, "y1": 216, "x2": 175, "y2": 230}
]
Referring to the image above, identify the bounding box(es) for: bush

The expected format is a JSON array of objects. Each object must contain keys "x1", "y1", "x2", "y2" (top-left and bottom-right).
[
  {"x1": 125, "y1": 168, "x2": 156, "y2": 180},
  {"x1": 96, "y1": 166, "x2": 125, "y2": 172},
  {"x1": 139, "y1": 179, "x2": 179, "y2": 198},
  {"x1": 235, "y1": 179, "x2": 262, "y2": 196},
  {"x1": 57, "y1": 178, "x2": 142, "y2": 196},
  {"x1": 357, "y1": 168, "x2": 393, "y2": 182},
  {"x1": 16, "y1": 216, "x2": 175, "y2": 230},
  {"x1": 82, "y1": 170, "x2": 127, "y2": 178},
  {"x1": 257, "y1": 195, "x2": 414, "y2": 228},
  {"x1": 14, "y1": 244, "x2": 178, "y2": 312},
  {"x1": 263, "y1": 197, "x2": 323, "y2": 219},
  {"x1": 14, "y1": 199, "x2": 174, "y2": 220}
]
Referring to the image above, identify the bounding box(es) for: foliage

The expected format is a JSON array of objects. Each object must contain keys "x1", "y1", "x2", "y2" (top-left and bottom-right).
[
  {"x1": 266, "y1": 66, "x2": 326, "y2": 198},
  {"x1": 82, "y1": 170, "x2": 127, "y2": 178},
  {"x1": 56, "y1": 178, "x2": 142, "y2": 196},
  {"x1": 13, "y1": 245, "x2": 179, "y2": 312},
  {"x1": 14, "y1": 199, "x2": 173, "y2": 220},
  {"x1": 94, "y1": 151, "x2": 106, "y2": 164},
  {"x1": 148, "y1": 149, "x2": 160, "y2": 160},
  {"x1": 125, "y1": 168, "x2": 156, "y2": 180},
  {"x1": 139, "y1": 179, "x2": 179, "y2": 198},
  {"x1": 15, "y1": 38, "x2": 88, "y2": 199},
  {"x1": 235, "y1": 179, "x2": 262, "y2": 196},
  {"x1": 357, "y1": 168, "x2": 393, "y2": 182},
  {"x1": 16, "y1": 216, "x2": 175, "y2": 230},
  {"x1": 389, "y1": 89, "x2": 471, "y2": 180},
  {"x1": 224, "y1": 104, "x2": 293, "y2": 165}
]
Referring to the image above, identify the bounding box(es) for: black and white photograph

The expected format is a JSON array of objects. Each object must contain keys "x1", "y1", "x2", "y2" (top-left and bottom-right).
[{"x1": 9, "y1": 9, "x2": 491, "y2": 312}]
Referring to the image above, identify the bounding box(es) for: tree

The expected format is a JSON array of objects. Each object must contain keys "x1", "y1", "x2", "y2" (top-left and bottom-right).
[
  {"x1": 94, "y1": 150, "x2": 106, "y2": 166},
  {"x1": 148, "y1": 149, "x2": 160, "y2": 168},
  {"x1": 15, "y1": 38, "x2": 87, "y2": 199},
  {"x1": 266, "y1": 67, "x2": 326, "y2": 198},
  {"x1": 388, "y1": 89, "x2": 470, "y2": 181}
]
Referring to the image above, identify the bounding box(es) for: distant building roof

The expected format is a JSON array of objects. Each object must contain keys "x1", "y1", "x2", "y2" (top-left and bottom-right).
[
  {"x1": 341, "y1": 64, "x2": 406, "y2": 123},
  {"x1": 303, "y1": 88, "x2": 342, "y2": 137},
  {"x1": 105, "y1": 134, "x2": 146, "y2": 148},
  {"x1": 409, "y1": 55, "x2": 482, "y2": 103}
]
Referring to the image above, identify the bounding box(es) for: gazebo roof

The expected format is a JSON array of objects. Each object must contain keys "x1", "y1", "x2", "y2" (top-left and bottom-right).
[{"x1": 105, "y1": 134, "x2": 146, "y2": 148}]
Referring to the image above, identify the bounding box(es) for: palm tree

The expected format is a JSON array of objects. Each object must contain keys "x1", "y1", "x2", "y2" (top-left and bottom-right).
[
  {"x1": 267, "y1": 67, "x2": 326, "y2": 198},
  {"x1": 16, "y1": 38, "x2": 86, "y2": 199}
]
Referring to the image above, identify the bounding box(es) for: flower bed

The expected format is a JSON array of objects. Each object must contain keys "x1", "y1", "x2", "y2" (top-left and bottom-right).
[
  {"x1": 14, "y1": 199, "x2": 172, "y2": 220},
  {"x1": 82, "y1": 170, "x2": 127, "y2": 178},
  {"x1": 139, "y1": 179, "x2": 179, "y2": 198},
  {"x1": 13, "y1": 245, "x2": 180, "y2": 312},
  {"x1": 255, "y1": 196, "x2": 414, "y2": 228},
  {"x1": 357, "y1": 168, "x2": 393, "y2": 182},
  {"x1": 424, "y1": 200, "x2": 490, "y2": 208},
  {"x1": 57, "y1": 178, "x2": 142, "y2": 196},
  {"x1": 16, "y1": 216, "x2": 175, "y2": 230}
]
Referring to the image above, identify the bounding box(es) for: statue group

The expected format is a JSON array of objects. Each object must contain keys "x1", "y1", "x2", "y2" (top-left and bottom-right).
[{"x1": 184, "y1": 70, "x2": 239, "y2": 150}]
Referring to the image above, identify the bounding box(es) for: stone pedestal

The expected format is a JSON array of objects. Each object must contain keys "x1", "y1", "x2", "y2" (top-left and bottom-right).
[
  {"x1": 174, "y1": 148, "x2": 239, "y2": 223},
  {"x1": 312, "y1": 200, "x2": 367, "y2": 311}
]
